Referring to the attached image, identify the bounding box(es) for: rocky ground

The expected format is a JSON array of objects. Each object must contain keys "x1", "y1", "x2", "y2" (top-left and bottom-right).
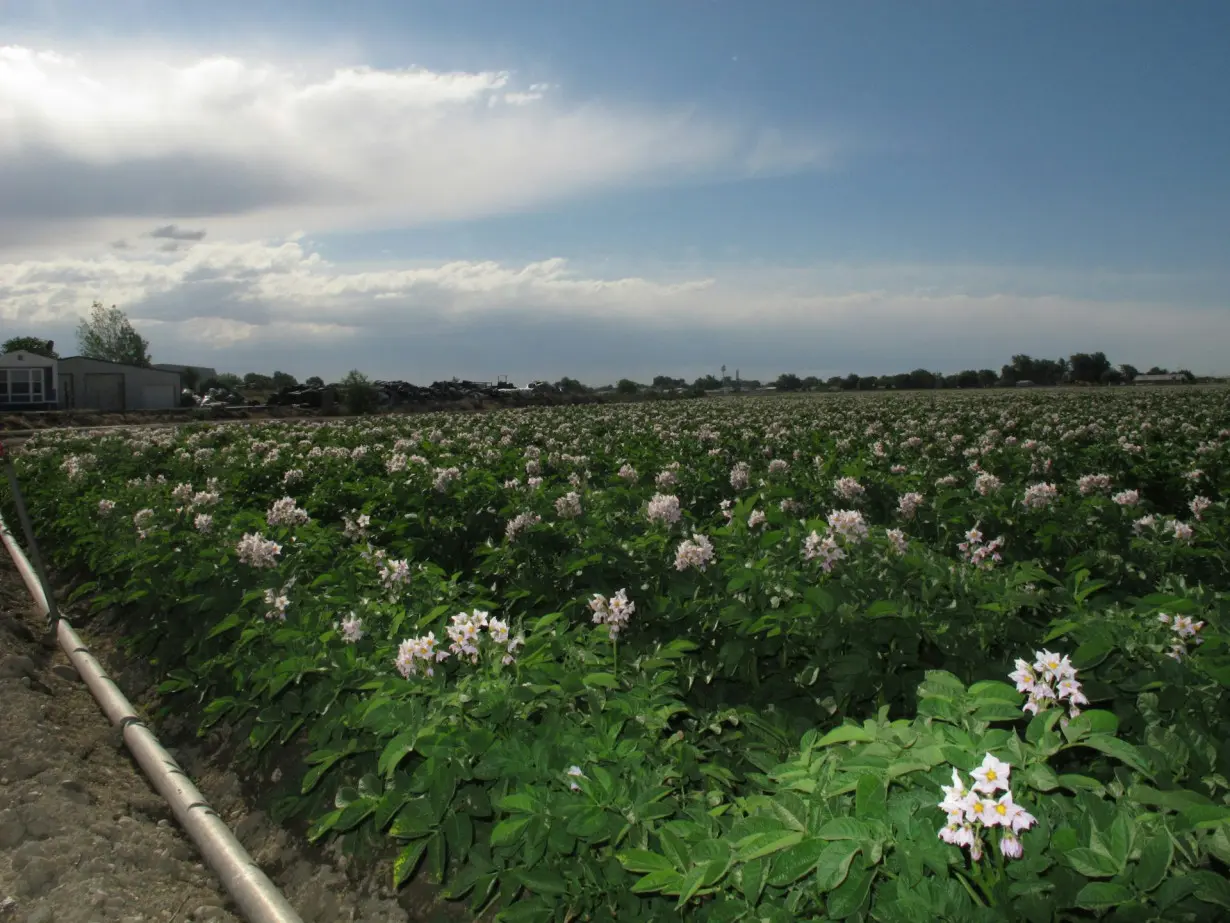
[{"x1": 0, "y1": 554, "x2": 454, "y2": 923}]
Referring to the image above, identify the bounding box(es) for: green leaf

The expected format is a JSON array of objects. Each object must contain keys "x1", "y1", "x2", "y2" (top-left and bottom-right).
[
  {"x1": 389, "y1": 799, "x2": 436, "y2": 839},
  {"x1": 1133, "y1": 833, "x2": 1172, "y2": 893},
  {"x1": 737, "y1": 831, "x2": 805, "y2": 862},
  {"x1": 490, "y1": 815, "x2": 531, "y2": 847},
  {"x1": 566, "y1": 806, "x2": 610, "y2": 839},
  {"x1": 393, "y1": 840, "x2": 428, "y2": 888},
  {"x1": 514, "y1": 868, "x2": 569, "y2": 896},
  {"x1": 769, "y1": 838, "x2": 828, "y2": 886},
  {"x1": 1066, "y1": 847, "x2": 1123, "y2": 878},
  {"x1": 816, "y1": 818, "x2": 873, "y2": 841},
  {"x1": 497, "y1": 792, "x2": 535, "y2": 814},
  {"x1": 1071, "y1": 735, "x2": 1154, "y2": 778},
  {"x1": 813, "y1": 842, "x2": 861, "y2": 892},
  {"x1": 855, "y1": 775, "x2": 887, "y2": 819},
  {"x1": 632, "y1": 870, "x2": 683, "y2": 895},
  {"x1": 675, "y1": 865, "x2": 709, "y2": 908},
  {"x1": 206, "y1": 612, "x2": 242, "y2": 639},
  {"x1": 815, "y1": 724, "x2": 876, "y2": 748},
  {"x1": 583, "y1": 672, "x2": 619, "y2": 688},
  {"x1": 1074, "y1": 882, "x2": 1133, "y2": 909},
  {"x1": 619, "y1": 850, "x2": 677, "y2": 874},
  {"x1": 827, "y1": 864, "x2": 875, "y2": 919},
  {"x1": 377, "y1": 731, "x2": 418, "y2": 778},
  {"x1": 1192, "y1": 870, "x2": 1230, "y2": 908}
]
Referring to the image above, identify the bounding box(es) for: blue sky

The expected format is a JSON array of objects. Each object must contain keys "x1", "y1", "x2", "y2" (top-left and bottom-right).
[{"x1": 2, "y1": 1, "x2": 1228, "y2": 382}]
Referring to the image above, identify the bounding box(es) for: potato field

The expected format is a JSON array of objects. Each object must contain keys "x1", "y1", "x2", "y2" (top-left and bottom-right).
[{"x1": 9, "y1": 388, "x2": 1230, "y2": 923}]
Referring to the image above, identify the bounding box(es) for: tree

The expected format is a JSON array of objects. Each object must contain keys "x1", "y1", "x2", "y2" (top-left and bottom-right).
[
  {"x1": 76, "y1": 301, "x2": 150, "y2": 366},
  {"x1": 652, "y1": 375, "x2": 686, "y2": 390},
  {"x1": 180, "y1": 368, "x2": 200, "y2": 392},
  {"x1": 554, "y1": 377, "x2": 589, "y2": 394},
  {"x1": 956, "y1": 370, "x2": 980, "y2": 389},
  {"x1": 305, "y1": 375, "x2": 325, "y2": 388},
  {"x1": 693, "y1": 375, "x2": 722, "y2": 390},
  {"x1": 340, "y1": 370, "x2": 380, "y2": 414},
  {"x1": 775, "y1": 373, "x2": 803, "y2": 391},
  {"x1": 977, "y1": 369, "x2": 998, "y2": 388},
  {"x1": 1119, "y1": 364, "x2": 1139, "y2": 382},
  {"x1": 2, "y1": 336, "x2": 58, "y2": 358},
  {"x1": 243, "y1": 372, "x2": 274, "y2": 390},
  {"x1": 271, "y1": 370, "x2": 299, "y2": 390},
  {"x1": 616, "y1": 379, "x2": 640, "y2": 394},
  {"x1": 214, "y1": 373, "x2": 242, "y2": 390}
]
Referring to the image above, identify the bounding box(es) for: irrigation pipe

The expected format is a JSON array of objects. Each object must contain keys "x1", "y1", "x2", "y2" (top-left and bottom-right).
[{"x1": 0, "y1": 509, "x2": 305, "y2": 923}]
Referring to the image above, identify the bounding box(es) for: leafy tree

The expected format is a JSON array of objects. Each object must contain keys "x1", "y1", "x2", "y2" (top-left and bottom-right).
[
  {"x1": 956, "y1": 369, "x2": 980, "y2": 389},
  {"x1": 1119, "y1": 364, "x2": 1139, "y2": 382},
  {"x1": 775, "y1": 373, "x2": 803, "y2": 391},
  {"x1": 214, "y1": 373, "x2": 242, "y2": 390},
  {"x1": 305, "y1": 376, "x2": 325, "y2": 388},
  {"x1": 857, "y1": 375, "x2": 879, "y2": 391},
  {"x1": 76, "y1": 301, "x2": 151, "y2": 366},
  {"x1": 243, "y1": 372, "x2": 275, "y2": 390},
  {"x1": 1068, "y1": 351, "x2": 1112, "y2": 384},
  {"x1": 2, "y1": 336, "x2": 58, "y2": 358},
  {"x1": 616, "y1": 379, "x2": 640, "y2": 395},
  {"x1": 652, "y1": 375, "x2": 686, "y2": 390},
  {"x1": 340, "y1": 370, "x2": 381, "y2": 414},
  {"x1": 271, "y1": 370, "x2": 299, "y2": 390},
  {"x1": 554, "y1": 377, "x2": 589, "y2": 394},
  {"x1": 977, "y1": 369, "x2": 998, "y2": 388},
  {"x1": 1146, "y1": 367, "x2": 1167, "y2": 375},
  {"x1": 692, "y1": 375, "x2": 722, "y2": 390}
]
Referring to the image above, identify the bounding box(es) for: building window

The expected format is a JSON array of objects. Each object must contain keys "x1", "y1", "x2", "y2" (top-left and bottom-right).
[{"x1": 0, "y1": 369, "x2": 47, "y2": 404}]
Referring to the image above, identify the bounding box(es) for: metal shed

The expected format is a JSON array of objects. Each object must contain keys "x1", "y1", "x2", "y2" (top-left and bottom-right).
[
  {"x1": 58, "y1": 356, "x2": 183, "y2": 411},
  {"x1": 0, "y1": 350, "x2": 59, "y2": 410}
]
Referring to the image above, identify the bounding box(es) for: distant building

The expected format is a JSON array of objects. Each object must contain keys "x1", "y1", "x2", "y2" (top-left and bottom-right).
[
  {"x1": 59, "y1": 357, "x2": 182, "y2": 411},
  {"x1": 1133, "y1": 373, "x2": 1186, "y2": 385},
  {"x1": 0, "y1": 349, "x2": 58, "y2": 409}
]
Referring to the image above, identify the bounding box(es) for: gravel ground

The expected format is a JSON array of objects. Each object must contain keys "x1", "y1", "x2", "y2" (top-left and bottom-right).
[{"x1": 0, "y1": 553, "x2": 452, "y2": 923}]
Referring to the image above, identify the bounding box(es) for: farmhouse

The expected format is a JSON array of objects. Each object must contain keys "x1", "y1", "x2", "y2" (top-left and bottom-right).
[
  {"x1": 0, "y1": 349, "x2": 59, "y2": 410},
  {"x1": 58, "y1": 356, "x2": 183, "y2": 411},
  {"x1": 1133, "y1": 373, "x2": 1186, "y2": 385}
]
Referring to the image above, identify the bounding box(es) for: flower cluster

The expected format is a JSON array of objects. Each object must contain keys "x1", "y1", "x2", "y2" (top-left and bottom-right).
[
  {"x1": 938, "y1": 754, "x2": 1036, "y2": 861},
  {"x1": 1009, "y1": 650, "x2": 1087, "y2": 717},
  {"x1": 957, "y1": 526, "x2": 1004, "y2": 568},
  {"x1": 433, "y1": 466, "x2": 461, "y2": 492},
  {"x1": 897, "y1": 492, "x2": 924, "y2": 520},
  {"x1": 1157, "y1": 613, "x2": 1205, "y2": 660},
  {"x1": 803, "y1": 530, "x2": 844, "y2": 572},
  {"x1": 505, "y1": 511, "x2": 541, "y2": 541},
  {"x1": 395, "y1": 609, "x2": 522, "y2": 678},
  {"x1": 267, "y1": 497, "x2": 310, "y2": 527},
  {"x1": 674, "y1": 534, "x2": 715, "y2": 572},
  {"x1": 337, "y1": 613, "x2": 364, "y2": 643},
  {"x1": 379, "y1": 557, "x2": 411, "y2": 588},
  {"x1": 729, "y1": 462, "x2": 751, "y2": 490},
  {"x1": 1112, "y1": 489, "x2": 1140, "y2": 507},
  {"x1": 974, "y1": 473, "x2": 1002, "y2": 496},
  {"x1": 589, "y1": 589, "x2": 635, "y2": 638},
  {"x1": 263, "y1": 588, "x2": 289, "y2": 622},
  {"x1": 555, "y1": 491, "x2": 583, "y2": 519},
  {"x1": 1022, "y1": 482, "x2": 1059, "y2": 509},
  {"x1": 617, "y1": 463, "x2": 638, "y2": 483},
  {"x1": 1077, "y1": 473, "x2": 1113, "y2": 495},
  {"x1": 827, "y1": 509, "x2": 868, "y2": 544},
  {"x1": 747, "y1": 509, "x2": 767, "y2": 530},
  {"x1": 98, "y1": 499, "x2": 115, "y2": 517},
  {"x1": 834, "y1": 477, "x2": 865, "y2": 501},
  {"x1": 236, "y1": 532, "x2": 282, "y2": 568},
  {"x1": 647, "y1": 493, "x2": 682, "y2": 525},
  {"x1": 885, "y1": 528, "x2": 908, "y2": 556}
]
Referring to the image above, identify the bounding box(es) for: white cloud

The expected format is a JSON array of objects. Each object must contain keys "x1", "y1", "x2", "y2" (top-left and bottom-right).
[
  {"x1": 1, "y1": 235, "x2": 1226, "y2": 381},
  {"x1": 0, "y1": 44, "x2": 833, "y2": 250}
]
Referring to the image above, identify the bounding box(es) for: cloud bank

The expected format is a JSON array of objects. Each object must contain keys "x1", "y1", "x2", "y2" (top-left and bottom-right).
[
  {"x1": 0, "y1": 44, "x2": 833, "y2": 250},
  {"x1": 2, "y1": 235, "x2": 1224, "y2": 383}
]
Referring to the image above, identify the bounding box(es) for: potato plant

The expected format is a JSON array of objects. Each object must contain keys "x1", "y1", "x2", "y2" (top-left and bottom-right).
[{"x1": 8, "y1": 387, "x2": 1230, "y2": 921}]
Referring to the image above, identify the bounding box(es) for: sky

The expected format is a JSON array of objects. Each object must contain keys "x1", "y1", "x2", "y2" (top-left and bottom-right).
[{"x1": 1, "y1": 0, "x2": 1228, "y2": 385}]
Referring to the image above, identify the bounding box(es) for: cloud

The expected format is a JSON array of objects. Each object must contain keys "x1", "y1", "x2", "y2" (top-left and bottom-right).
[
  {"x1": 148, "y1": 225, "x2": 208, "y2": 241},
  {"x1": 0, "y1": 44, "x2": 834, "y2": 250},
  {"x1": 1, "y1": 235, "x2": 1225, "y2": 382}
]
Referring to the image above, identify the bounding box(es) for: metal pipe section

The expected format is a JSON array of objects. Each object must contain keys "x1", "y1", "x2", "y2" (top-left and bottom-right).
[{"x1": 0, "y1": 514, "x2": 304, "y2": 923}]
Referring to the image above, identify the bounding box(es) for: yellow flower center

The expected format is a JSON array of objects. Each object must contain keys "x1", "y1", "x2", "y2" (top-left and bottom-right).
[
  {"x1": 986, "y1": 770, "x2": 997, "y2": 781},
  {"x1": 995, "y1": 804, "x2": 1008, "y2": 816}
]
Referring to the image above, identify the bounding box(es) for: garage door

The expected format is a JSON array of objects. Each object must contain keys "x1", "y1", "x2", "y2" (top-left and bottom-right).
[
  {"x1": 82, "y1": 373, "x2": 125, "y2": 411},
  {"x1": 141, "y1": 384, "x2": 176, "y2": 409}
]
